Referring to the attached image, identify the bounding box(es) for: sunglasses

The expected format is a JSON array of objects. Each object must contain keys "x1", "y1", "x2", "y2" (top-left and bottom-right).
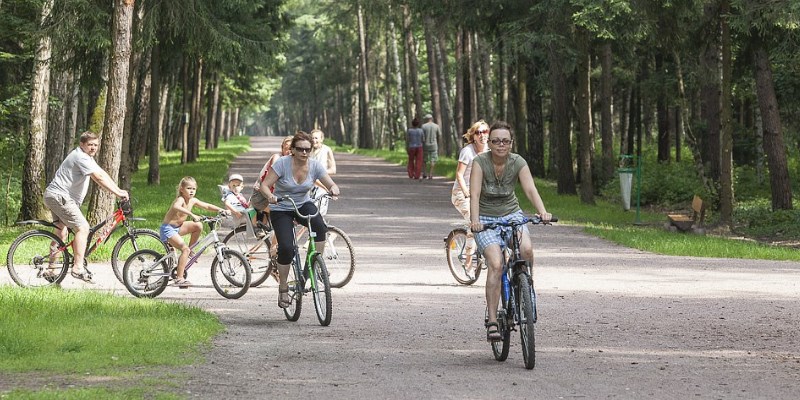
[
  {"x1": 294, "y1": 146, "x2": 312, "y2": 153},
  {"x1": 476, "y1": 130, "x2": 489, "y2": 134},
  {"x1": 490, "y1": 138, "x2": 513, "y2": 146}
]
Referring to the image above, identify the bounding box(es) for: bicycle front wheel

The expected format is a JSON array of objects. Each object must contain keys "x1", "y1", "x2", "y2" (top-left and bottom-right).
[
  {"x1": 490, "y1": 308, "x2": 511, "y2": 362},
  {"x1": 222, "y1": 225, "x2": 272, "y2": 287},
  {"x1": 211, "y1": 249, "x2": 251, "y2": 299},
  {"x1": 283, "y1": 256, "x2": 303, "y2": 321},
  {"x1": 445, "y1": 228, "x2": 480, "y2": 285},
  {"x1": 7, "y1": 230, "x2": 69, "y2": 287},
  {"x1": 310, "y1": 254, "x2": 332, "y2": 326},
  {"x1": 123, "y1": 249, "x2": 170, "y2": 298},
  {"x1": 517, "y1": 276, "x2": 537, "y2": 369},
  {"x1": 111, "y1": 229, "x2": 168, "y2": 284},
  {"x1": 322, "y1": 226, "x2": 355, "y2": 288}
]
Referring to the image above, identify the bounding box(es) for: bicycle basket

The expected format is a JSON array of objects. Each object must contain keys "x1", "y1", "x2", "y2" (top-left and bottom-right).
[{"x1": 120, "y1": 199, "x2": 134, "y2": 217}]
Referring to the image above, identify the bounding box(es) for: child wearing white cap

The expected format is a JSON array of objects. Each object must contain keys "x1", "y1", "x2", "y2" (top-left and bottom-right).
[{"x1": 221, "y1": 173, "x2": 259, "y2": 231}]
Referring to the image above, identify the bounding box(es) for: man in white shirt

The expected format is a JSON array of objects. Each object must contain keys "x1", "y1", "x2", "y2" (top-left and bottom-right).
[{"x1": 43, "y1": 131, "x2": 129, "y2": 282}]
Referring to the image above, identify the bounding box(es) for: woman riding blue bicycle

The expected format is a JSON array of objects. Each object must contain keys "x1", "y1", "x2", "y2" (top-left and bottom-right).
[
  {"x1": 469, "y1": 120, "x2": 552, "y2": 342},
  {"x1": 259, "y1": 131, "x2": 340, "y2": 309}
]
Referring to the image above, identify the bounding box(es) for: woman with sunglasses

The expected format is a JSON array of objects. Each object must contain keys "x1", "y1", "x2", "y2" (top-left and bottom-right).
[
  {"x1": 468, "y1": 121, "x2": 551, "y2": 342},
  {"x1": 259, "y1": 131, "x2": 340, "y2": 308},
  {"x1": 451, "y1": 120, "x2": 490, "y2": 276}
]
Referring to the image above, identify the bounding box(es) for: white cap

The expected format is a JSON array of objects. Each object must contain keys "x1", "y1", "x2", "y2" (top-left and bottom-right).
[
  {"x1": 423, "y1": 113, "x2": 433, "y2": 120},
  {"x1": 228, "y1": 173, "x2": 244, "y2": 182}
]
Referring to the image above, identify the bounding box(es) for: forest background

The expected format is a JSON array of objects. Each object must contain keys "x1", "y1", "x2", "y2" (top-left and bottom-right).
[{"x1": 1, "y1": 0, "x2": 800, "y2": 245}]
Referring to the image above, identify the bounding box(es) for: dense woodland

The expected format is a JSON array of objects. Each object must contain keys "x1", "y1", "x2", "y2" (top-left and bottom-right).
[{"x1": 1, "y1": 0, "x2": 800, "y2": 231}]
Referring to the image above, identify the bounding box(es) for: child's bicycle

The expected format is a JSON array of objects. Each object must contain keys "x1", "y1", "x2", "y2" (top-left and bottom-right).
[
  {"x1": 278, "y1": 195, "x2": 333, "y2": 326},
  {"x1": 476, "y1": 214, "x2": 556, "y2": 370},
  {"x1": 444, "y1": 225, "x2": 485, "y2": 285},
  {"x1": 122, "y1": 211, "x2": 251, "y2": 299},
  {"x1": 5, "y1": 199, "x2": 166, "y2": 287}
]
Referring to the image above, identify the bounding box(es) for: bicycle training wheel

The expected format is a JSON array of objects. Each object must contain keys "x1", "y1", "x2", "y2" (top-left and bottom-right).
[
  {"x1": 445, "y1": 228, "x2": 481, "y2": 285},
  {"x1": 111, "y1": 229, "x2": 168, "y2": 284},
  {"x1": 322, "y1": 226, "x2": 355, "y2": 288},
  {"x1": 283, "y1": 257, "x2": 303, "y2": 321},
  {"x1": 310, "y1": 254, "x2": 332, "y2": 326},
  {"x1": 222, "y1": 225, "x2": 272, "y2": 287},
  {"x1": 211, "y1": 249, "x2": 251, "y2": 299},
  {"x1": 517, "y1": 276, "x2": 537, "y2": 369},
  {"x1": 7, "y1": 230, "x2": 69, "y2": 288},
  {"x1": 122, "y1": 249, "x2": 170, "y2": 298}
]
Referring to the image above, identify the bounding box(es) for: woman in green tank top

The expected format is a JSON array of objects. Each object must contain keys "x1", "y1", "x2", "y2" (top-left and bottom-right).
[{"x1": 468, "y1": 121, "x2": 552, "y2": 342}]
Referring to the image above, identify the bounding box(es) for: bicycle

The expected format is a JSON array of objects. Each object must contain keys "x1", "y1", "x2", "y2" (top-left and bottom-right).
[
  {"x1": 477, "y1": 214, "x2": 556, "y2": 370},
  {"x1": 444, "y1": 225, "x2": 486, "y2": 285},
  {"x1": 122, "y1": 211, "x2": 251, "y2": 299},
  {"x1": 5, "y1": 199, "x2": 166, "y2": 287},
  {"x1": 277, "y1": 195, "x2": 333, "y2": 326},
  {"x1": 222, "y1": 211, "x2": 277, "y2": 287},
  {"x1": 296, "y1": 192, "x2": 355, "y2": 288}
]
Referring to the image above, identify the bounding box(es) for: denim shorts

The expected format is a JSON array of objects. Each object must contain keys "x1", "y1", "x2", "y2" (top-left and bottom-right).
[
  {"x1": 159, "y1": 223, "x2": 180, "y2": 243},
  {"x1": 474, "y1": 210, "x2": 529, "y2": 254}
]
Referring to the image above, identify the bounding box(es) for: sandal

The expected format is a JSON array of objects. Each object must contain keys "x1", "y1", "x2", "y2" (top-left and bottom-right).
[
  {"x1": 485, "y1": 322, "x2": 502, "y2": 342},
  {"x1": 278, "y1": 288, "x2": 291, "y2": 308},
  {"x1": 42, "y1": 269, "x2": 58, "y2": 283},
  {"x1": 175, "y1": 278, "x2": 191, "y2": 288},
  {"x1": 70, "y1": 270, "x2": 94, "y2": 284}
]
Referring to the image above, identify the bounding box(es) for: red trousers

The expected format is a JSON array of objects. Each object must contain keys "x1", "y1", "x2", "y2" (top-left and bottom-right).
[{"x1": 407, "y1": 147, "x2": 423, "y2": 179}]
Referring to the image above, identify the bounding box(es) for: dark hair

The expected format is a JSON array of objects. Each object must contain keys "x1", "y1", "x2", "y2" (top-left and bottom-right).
[
  {"x1": 489, "y1": 120, "x2": 514, "y2": 140},
  {"x1": 79, "y1": 131, "x2": 99, "y2": 143},
  {"x1": 411, "y1": 118, "x2": 420, "y2": 128},
  {"x1": 291, "y1": 131, "x2": 313, "y2": 148}
]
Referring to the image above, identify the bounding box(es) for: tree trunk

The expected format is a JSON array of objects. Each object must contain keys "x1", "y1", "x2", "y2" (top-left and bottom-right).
[
  {"x1": 188, "y1": 58, "x2": 203, "y2": 161},
  {"x1": 435, "y1": 30, "x2": 454, "y2": 156},
  {"x1": 477, "y1": 33, "x2": 494, "y2": 120},
  {"x1": 46, "y1": 67, "x2": 68, "y2": 183},
  {"x1": 719, "y1": 0, "x2": 734, "y2": 225},
  {"x1": 467, "y1": 33, "x2": 478, "y2": 123},
  {"x1": 576, "y1": 27, "x2": 595, "y2": 205},
  {"x1": 752, "y1": 34, "x2": 792, "y2": 210},
  {"x1": 403, "y1": 4, "x2": 422, "y2": 120},
  {"x1": 205, "y1": 73, "x2": 219, "y2": 149},
  {"x1": 454, "y1": 29, "x2": 465, "y2": 140},
  {"x1": 515, "y1": 60, "x2": 529, "y2": 161},
  {"x1": 388, "y1": 10, "x2": 407, "y2": 132},
  {"x1": 700, "y1": 2, "x2": 721, "y2": 185},
  {"x1": 549, "y1": 45, "x2": 576, "y2": 195},
  {"x1": 599, "y1": 42, "x2": 614, "y2": 182},
  {"x1": 423, "y1": 16, "x2": 442, "y2": 153},
  {"x1": 87, "y1": 0, "x2": 134, "y2": 225},
  {"x1": 356, "y1": 3, "x2": 373, "y2": 148},
  {"x1": 148, "y1": 41, "x2": 161, "y2": 185},
  {"x1": 21, "y1": 0, "x2": 53, "y2": 221},
  {"x1": 656, "y1": 54, "x2": 670, "y2": 163},
  {"x1": 526, "y1": 61, "x2": 545, "y2": 177}
]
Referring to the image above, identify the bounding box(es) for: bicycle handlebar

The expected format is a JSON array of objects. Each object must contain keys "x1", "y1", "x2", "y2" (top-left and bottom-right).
[
  {"x1": 278, "y1": 195, "x2": 322, "y2": 219},
  {"x1": 474, "y1": 215, "x2": 558, "y2": 232}
]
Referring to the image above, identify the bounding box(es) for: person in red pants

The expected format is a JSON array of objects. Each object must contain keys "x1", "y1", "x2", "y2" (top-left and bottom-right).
[{"x1": 406, "y1": 117, "x2": 424, "y2": 179}]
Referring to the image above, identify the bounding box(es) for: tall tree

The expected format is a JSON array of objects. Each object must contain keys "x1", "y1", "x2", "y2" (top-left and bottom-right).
[
  {"x1": 356, "y1": 2, "x2": 374, "y2": 148},
  {"x1": 575, "y1": 26, "x2": 595, "y2": 205}
]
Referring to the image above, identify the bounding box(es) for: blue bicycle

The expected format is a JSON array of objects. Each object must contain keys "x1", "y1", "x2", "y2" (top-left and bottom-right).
[{"x1": 479, "y1": 215, "x2": 556, "y2": 369}]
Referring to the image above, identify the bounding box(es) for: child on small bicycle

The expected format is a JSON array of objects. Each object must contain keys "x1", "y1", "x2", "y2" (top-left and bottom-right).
[{"x1": 161, "y1": 176, "x2": 228, "y2": 288}]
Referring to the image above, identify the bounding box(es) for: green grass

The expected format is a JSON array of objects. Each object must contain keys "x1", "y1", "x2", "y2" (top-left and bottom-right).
[
  {"x1": 337, "y1": 144, "x2": 800, "y2": 262},
  {"x1": 0, "y1": 286, "x2": 223, "y2": 396}
]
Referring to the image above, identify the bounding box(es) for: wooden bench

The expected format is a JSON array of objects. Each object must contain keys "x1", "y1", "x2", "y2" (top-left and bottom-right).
[{"x1": 666, "y1": 195, "x2": 705, "y2": 233}]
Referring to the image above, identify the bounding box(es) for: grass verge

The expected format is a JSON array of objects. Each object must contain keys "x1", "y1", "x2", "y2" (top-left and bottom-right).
[{"x1": 336, "y1": 144, "x2": 800, "y2": 262}]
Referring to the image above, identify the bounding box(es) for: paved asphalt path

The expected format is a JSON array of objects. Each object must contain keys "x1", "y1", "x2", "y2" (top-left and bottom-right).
[{"x1": 5, "y1": 136, "x2": 800, "y2": 398}]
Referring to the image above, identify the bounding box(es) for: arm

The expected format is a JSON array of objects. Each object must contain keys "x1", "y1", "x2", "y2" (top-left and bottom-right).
[
  {"x1": 260, "y1": 169, "x2": 280, "y2": 203},
  {"x1": 317, "y1": 174, "x2": 340, "y2": 197},
  {"x1": 90, "y1": 170, "x2": 128, "y2": 200},
  {"x1": 194, "y1": 198, "x2": 226, "y2": 214},
  {"x1": 253, "y1": 154, "x2": 279, "y2": 190},
  {"x1": 469, "y1": 162, "x2": 484, "y2": 231},
  {"x1": 455, "y1": 161, "x2": 469, "y2": 197},
  {"x1": 518, "y1": 166, "x2": 551, "y2": 222},
  {"x1": 326, "y1": 151, "x2": 337, "y2": 175},
  {"x1": 223, "y1": 198, "x2": 243, "y2": 218}
]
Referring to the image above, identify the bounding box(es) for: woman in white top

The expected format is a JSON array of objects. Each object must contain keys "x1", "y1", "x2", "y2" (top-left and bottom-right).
[{"x1": 451, "y1": 120, "x2": 489, "y2": 274}]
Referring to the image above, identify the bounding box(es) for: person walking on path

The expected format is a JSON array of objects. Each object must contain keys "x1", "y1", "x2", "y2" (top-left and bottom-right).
[
  {"x1": 43, "y1": 131, "x2": 129, "y2": 283},
  {"x1": 406, "y1": 118, "x2": 424, "y2": 179},
  {"x1": 469, "y1": 121, "x2": 551, "y2": 341},
  {"x1": 421, "y1": 114, "x2": 440, "y2": 180},
  {"x1": 451, "y1": 120, "x2": 489, "y2": 276}
]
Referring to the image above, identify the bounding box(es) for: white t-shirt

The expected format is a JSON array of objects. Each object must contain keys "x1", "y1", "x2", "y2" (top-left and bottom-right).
[
  {"x1": 270, "y1": 155, "x2": 327, "y2": 212},
  {"x1": 452, "y1": 144, "x2": 486, "y2": 192},
  {"x1": 46, "y1": 147, "x2": 102, "y2": 204},
  {"x1": 311, "y1": 144, "x2": 334, "y2": 171}
]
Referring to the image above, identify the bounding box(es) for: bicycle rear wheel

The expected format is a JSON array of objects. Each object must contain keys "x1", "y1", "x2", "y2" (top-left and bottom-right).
[
  {"x1": 310, "y1": 254, "x2": 332, "y2": 326},
  {"x1": 123, "y1": 249, "x2": 170, "y2": 298},
  {"x1": 283, "y1": 256, "x2": 303, "y2": 321},
  {"x1": 517, "y1": 275, "x2": 537, "y2": 369},
  {"x1": 7, "y1": 230, "x2": 69, "y2": 287},
  {"x1": 211, "y1": 249, "x2": 251, "y2": 299},
  {"x1": 222, "y1": 225, "x2": 272, "y2": 287},
  {"x1": 321, "y1": 226, "x2": 355, "y2": 288},
  {"x1": 111, "y1": 229, "x2": 168, "y2": 284},
  {"x1": 445, "y1": 228, "x2": 480, "y2": 285}
]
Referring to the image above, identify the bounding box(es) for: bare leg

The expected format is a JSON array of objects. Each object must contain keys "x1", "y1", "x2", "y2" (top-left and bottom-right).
[
  {"x1": 71, "y1": 224, "x2": 90, "y2": 273},
  {"x1": 483, "y1": 244, "x2": 505, "y2": 325}
]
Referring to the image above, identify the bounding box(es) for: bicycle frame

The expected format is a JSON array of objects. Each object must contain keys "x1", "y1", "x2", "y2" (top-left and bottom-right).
[{"x1": 285, "y1": 198, "x2": 322, "y2": 292}]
